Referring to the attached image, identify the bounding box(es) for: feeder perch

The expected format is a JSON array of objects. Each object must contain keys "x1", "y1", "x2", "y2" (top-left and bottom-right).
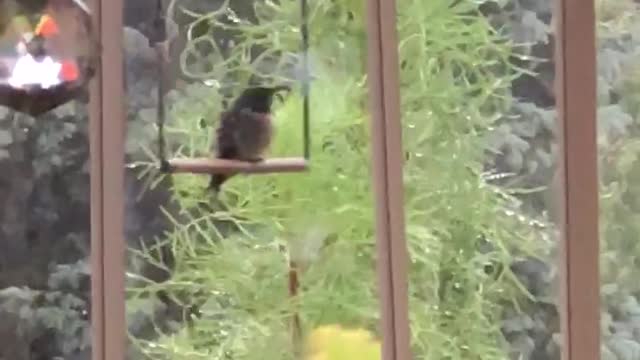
[
  {"x1": 0, "y1": 0, "x2": 98, "y2": 116},
  {"x1": 166, "y1": 157, "x2": 309, "y2": 175}
]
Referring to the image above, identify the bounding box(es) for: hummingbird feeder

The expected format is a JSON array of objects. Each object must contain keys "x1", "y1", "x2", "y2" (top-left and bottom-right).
[
  {"x1": 151, "y1": 0, "x2": 311, "y2": 177},
  {"x1": 0, "y1": 0, "x2": 98, "y2": 116}
]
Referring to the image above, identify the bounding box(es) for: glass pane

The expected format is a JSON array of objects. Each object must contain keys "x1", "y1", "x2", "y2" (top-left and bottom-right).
[
  {"x1": 123, "y1": 1, "x2": 381, "y2": 359},
  {"x1": 596, "y1": 1, "x2": 640, "y2": 358},
  {"x1": 397, "y1": 1, "x2": 562, "y2": 358},
  {"x1": 0, "y1": 1, "x2": 95, "y2": 359}
]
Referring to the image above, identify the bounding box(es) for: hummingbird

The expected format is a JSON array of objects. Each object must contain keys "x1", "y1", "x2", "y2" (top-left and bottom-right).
[{"x1": 208, "y1": 85, "x2": 291, "y2": 192}]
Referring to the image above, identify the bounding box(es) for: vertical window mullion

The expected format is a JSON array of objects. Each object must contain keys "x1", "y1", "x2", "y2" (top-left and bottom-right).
[
  {"x1": 90, "y1": 0, "x2": 126, "y2": 359},
  {"x1": 554, "y1": 0, "x2": 600, "y2": 359},
  {"x1": 366, "y1": 0, "x2": 412, "y2": 359}
]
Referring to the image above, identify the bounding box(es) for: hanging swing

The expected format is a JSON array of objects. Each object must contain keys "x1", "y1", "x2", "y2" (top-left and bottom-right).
[
  {"x1": 0, "y1": 0, "x2": 98, "y2": 116},
  {"x1": 153, "y1": 0, "x2": 311, "y2": 176}
]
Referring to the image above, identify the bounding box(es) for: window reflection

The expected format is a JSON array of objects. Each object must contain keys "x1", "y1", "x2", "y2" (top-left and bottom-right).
[{"x1": 0, "y1": 3, "x2": 93, "y2": 359}]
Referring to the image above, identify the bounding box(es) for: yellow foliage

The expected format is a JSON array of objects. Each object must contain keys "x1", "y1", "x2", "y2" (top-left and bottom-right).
[{"x1": 305, "y1": 325, "x2": 381, "y2": 360}]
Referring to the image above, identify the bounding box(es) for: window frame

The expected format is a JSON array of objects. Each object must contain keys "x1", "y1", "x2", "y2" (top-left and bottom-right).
[
  {"x1": 88, "y1": 0, "x2": 601, "y2": 359},
  {"x1": 554, "y1": 0, "x2": 600, "y2": 358}
]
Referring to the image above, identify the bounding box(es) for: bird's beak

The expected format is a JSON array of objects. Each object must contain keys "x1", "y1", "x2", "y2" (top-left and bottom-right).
[
  {"x1": 273, "y1": 85, "x2": 292, "y2": 94},
  {"x1": 272, "y1": 85, "x2": 292, "y2": 103}
]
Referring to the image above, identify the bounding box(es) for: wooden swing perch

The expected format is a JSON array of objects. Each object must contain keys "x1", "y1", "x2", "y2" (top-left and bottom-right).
[{"x1": 164, "y1": 157, "x2": 309, "y2": 175}]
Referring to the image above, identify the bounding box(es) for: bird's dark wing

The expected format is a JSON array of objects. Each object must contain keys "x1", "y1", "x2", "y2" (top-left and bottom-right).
[
  {"x1": 216, "y1": 108, "x2": 272, "y2": 160},
  {"x1": 233, "y1": 108, "x2": 273, "y2": 160},
  {"x1": 209, "y1": 110, "x2": 243, "y2": 192},
  {"x1": 215, "y1": 110, "x2": 239, "y2": 160},
  {"x1": 209, "y1": 108, "x2": 272, "y2": 192}
]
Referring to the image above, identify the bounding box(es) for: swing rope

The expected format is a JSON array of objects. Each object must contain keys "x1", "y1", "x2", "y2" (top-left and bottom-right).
[
  {"x1": 153, "y1": 0, "x2": 169, "y2": 172},
  {"x1": 301, "y1": 0, "x2": 311, "y2": 160}
]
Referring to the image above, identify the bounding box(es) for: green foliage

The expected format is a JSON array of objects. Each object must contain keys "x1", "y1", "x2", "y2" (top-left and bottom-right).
[
  {"x1": 0, "y1": 261, "x2": 91, "y2": 358},
  {"x1": 596, "y1": 0, "x2": 638, "y2": 35},
  {"x1": 595, "y1": 0, "x2": 640, "y2": 302},
  {"x1": 128, "y1": 0, "x2": 544, "y2": 359}
]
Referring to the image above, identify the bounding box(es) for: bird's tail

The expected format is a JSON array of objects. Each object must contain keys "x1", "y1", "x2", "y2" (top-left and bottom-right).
[{"x1": 208, "y1": 173, "x2": 231, "y2": 192}]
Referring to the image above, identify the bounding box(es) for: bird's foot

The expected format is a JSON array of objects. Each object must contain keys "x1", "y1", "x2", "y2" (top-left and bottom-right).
[{"x1": 246, "y1": 157, "x2": 264, "y2": 163}]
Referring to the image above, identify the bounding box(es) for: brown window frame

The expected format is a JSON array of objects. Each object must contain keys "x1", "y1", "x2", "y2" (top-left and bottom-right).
[
  {"x1": 89, "y1": 0, "x2": 126, "y2": 358},
  {"x1": 366, "y1": 0, "x2": 411, "y2": 358},
  {"x1": 555, "y1": 0, "x2": 600, "y2": 359},
  {"x1": 87, "y1": 0, "x2": 601, "y2": 359}
]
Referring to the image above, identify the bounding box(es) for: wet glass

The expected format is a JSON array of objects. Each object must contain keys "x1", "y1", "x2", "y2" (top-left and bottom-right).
[
  {"x1": 596, "y1": 1, "x2": 640, "y2": 358},
  {"x1": 396, "y1": 1, "x2": 562, "y2": 358},
  {"x1": 122, "y1": 0, "x2": 381, "y2": 359},
  {"x1": 0, "y1": 0, "x2": 95, "y2": 359}
]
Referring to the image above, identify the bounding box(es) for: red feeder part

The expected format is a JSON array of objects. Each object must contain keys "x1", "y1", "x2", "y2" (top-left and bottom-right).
[
  {"x1": 60, "y1": 60, "x2": 79, "y2": 82},
  {"x1": 34, "y1": 14, "x2": 60, "y2": 38}
]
